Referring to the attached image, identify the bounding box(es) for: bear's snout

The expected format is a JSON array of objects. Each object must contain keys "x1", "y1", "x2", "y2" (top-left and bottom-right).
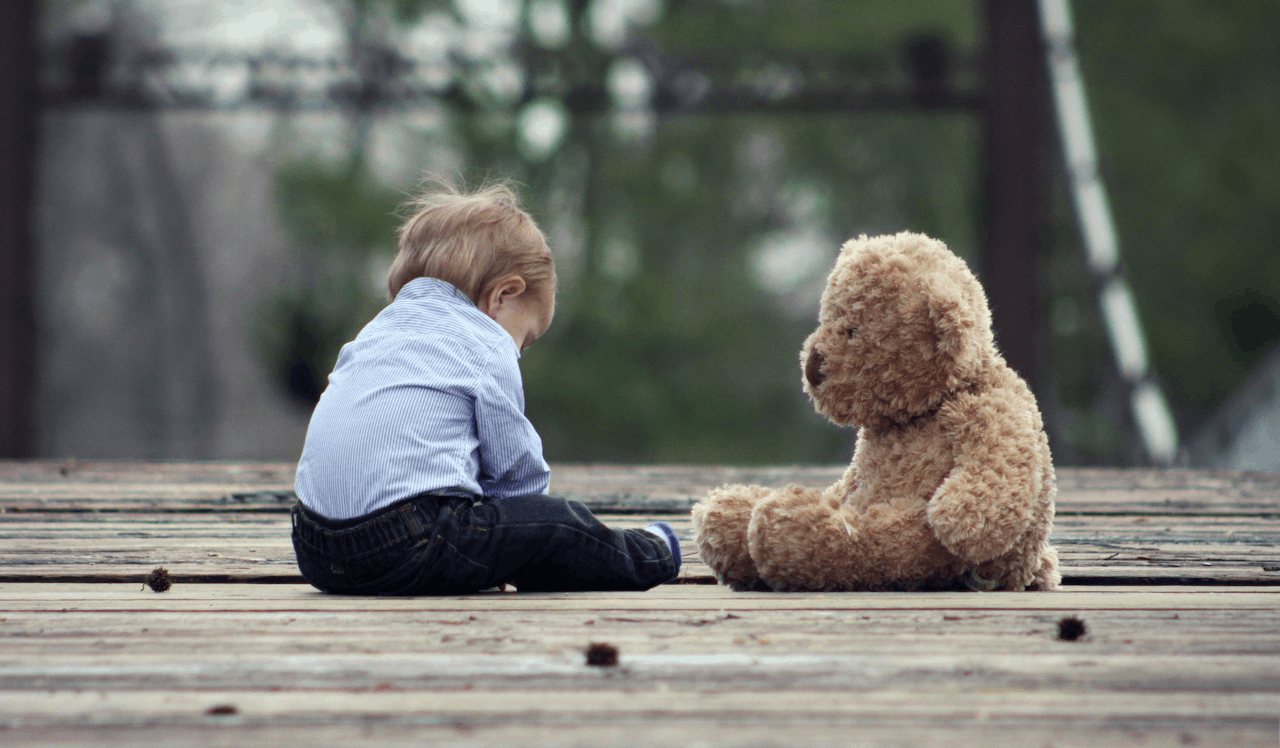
[{"x1": 805, "y1": 348, "x2": 826, "y2": 389}]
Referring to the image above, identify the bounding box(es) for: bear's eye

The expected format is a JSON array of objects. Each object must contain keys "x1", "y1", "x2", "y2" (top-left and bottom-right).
[{"x1": 845, "y1": 327, "x2": 858, "y2": 339}]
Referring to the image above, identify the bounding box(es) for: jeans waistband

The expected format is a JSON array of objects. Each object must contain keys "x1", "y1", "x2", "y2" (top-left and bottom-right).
[{"x1": 291, "y1": 493, "x2": 463, "y2": 557}]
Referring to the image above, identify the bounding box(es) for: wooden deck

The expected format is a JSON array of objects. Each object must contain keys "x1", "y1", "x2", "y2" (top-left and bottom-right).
[{"x1": 1, "y1": 462, "x2": 1278, "y2": 746}]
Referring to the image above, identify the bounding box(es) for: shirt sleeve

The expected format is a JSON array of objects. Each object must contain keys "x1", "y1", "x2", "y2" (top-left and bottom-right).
[{"x1": 473, "y1": 341, "x2": 551, "y2": 498}]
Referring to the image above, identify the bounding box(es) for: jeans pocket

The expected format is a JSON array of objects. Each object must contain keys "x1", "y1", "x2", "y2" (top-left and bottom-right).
[
  {"x1": 293, "y1": 529, "x2": 425, "y2": 595},
  {"x1": 393, "y1": 536, "x2": 492, "y2": 595},
  {"x1": 292, "y1": 532, "x2": 365, "y2": 593},
  {"x1": 291, "y1": 497, "x2": 495, "y2": 596}
]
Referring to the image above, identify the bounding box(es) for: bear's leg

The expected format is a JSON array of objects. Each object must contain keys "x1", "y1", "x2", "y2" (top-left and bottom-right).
[
  {"x1": 748, "y1": 485, "x2": 857, "y2": 591},
  {"x1": 1027, "y1": 542, "x2": 1061, "y2": 591},
  {"x1": 751, "y1": 489, "x2": 960, "y2": 591},
  {"x1": 691, "y1": 484, "x2": 772, "y2": 591}
]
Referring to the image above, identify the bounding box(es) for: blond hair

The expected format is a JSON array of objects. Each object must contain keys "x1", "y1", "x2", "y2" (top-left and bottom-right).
[{"x1": 388, "y1": 180, "x2": 555, "y2": 305}]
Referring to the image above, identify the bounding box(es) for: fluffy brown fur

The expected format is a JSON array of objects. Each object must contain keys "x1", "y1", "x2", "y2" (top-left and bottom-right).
[{"x1": 692, "y1": 232, "x2": 1059, "y2": 592}]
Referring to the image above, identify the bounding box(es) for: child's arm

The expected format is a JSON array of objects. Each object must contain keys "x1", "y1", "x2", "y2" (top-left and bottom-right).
[{"x1": 473, "y1": 347, "x2": 551, "y2": 498}]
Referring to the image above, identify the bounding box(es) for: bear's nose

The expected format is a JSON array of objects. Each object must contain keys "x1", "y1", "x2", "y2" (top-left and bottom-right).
[{"x1": 805, "y1": 348, "x2": 826, "y2": 389}]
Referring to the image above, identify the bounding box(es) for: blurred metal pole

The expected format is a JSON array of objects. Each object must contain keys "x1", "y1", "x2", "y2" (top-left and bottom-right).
[
  {"x1": 982, "y1": 0, "x2": 1048, "y2": 394},
  {"x1": 0, "y1": 0, "x2": 38, "y2": 457},
  {"x1": 1038, "y1": 0, "x2": 1178, "y2": 464}
]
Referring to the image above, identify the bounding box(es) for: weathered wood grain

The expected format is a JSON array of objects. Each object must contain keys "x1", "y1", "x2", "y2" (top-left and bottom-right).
[
  {"x1": 1, "y1": 583, "x2": 1277, "y2": 610},
  {"x1": 1, "y1": 513, "x2": 1276, "y2": 585},
  {"x1": 1, "y1": 463, "x2": 1278, "y2": 748},
  {"x1": 8, "y1": 650, "x2": 1278, "y2": 690},
  {"x1": 3, "y1": 689, "x2": 1278, "y2": 724},
  {"x1": 3, "y1": 463, "x2": 1279, "y2": 515},
  {"x1": 2, "y1": 562, "x2": 1275, "y2": 586},
  {"x1": 0, "y1": 461, "x2": 293, "y2": 484},
  {"x1": 3, "y1": 607, "x2": 1278, "y2": 658},
  {"x1": 1, "y1": 585, "x2": 1277, "y2": 733},
  {"x1": 2, "y1": 722, "x2": 1275, "y2": 748}
]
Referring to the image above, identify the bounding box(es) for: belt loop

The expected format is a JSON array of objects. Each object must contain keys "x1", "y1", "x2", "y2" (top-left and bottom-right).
[{"x1": 401, "y1": 502, "x2": 424, "y2": 537}]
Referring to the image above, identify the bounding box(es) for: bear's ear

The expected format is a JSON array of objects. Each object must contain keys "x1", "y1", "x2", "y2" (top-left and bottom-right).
[{"x1": 925, "y1": 278, "x2": 979, "y2": 376}]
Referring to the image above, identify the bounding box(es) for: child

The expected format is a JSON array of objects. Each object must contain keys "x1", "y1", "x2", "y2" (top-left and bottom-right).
[{"x1": 290, "y1": 181, "x2": 681, "y2": 595}]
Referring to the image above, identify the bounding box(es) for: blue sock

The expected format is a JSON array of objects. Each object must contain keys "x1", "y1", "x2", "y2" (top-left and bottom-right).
[{"x1": 645, "y1": 522, "x2": 682, "y2": 572}]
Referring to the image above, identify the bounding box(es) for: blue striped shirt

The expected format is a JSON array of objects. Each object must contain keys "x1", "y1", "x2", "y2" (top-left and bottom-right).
[{"x1": 294, "y1": 277, "x2": 551, "y2": 520}]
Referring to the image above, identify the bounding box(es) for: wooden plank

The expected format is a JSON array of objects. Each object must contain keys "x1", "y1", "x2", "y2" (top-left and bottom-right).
[
  {"x1": 2, "y1": 591, "x2": 1278, "y2": 721},
  {"x1": 8, "y1": 650, "x2": 1277, "y2": 689},
  {"x1": 2, "y1": 463, "x2": 1279, "y2": 516},
  {"x1": 1, "y1": 462, "x2": 1277, "y2": 748},
  {"x1": 0, "y1": 513, "x2": 298, "y2": 583},
  {"x1": 0, "y1": 463, "x2": 1276, "y2": 584},
  {"x1": 1, "y1": 513, "x2": 1277, "y2": 585},
  {"x1": 1, "y1": 722, "x2": 1275, "y2": 748},
  {"x1": 3, "y1": 689, "x2": 1279, "y2": 724},
  {"x1": 0, "y1": 562, "x2": 1274, "y2": 586},
  {"x1": 0, "y1": 460, "x2": 294, "y2": 483},
  {"x1": 2, "y1": 583, "x2": 1277, "y2": 746},
  {"x1": 4, "y1": 696, "x2": 1279, "y2": 748},
  {"x1": 2, "y1": 607, "x2": 1277, "y2": 658},
  {"x1": 1, "y1": 583, "x2": 1277, "y2": 610},
  {"x1": 0, "y1": 460, "x2": 297, "y2": 513},
  {"x1": 7, "y1": 722, "x2": 1277, "y2": 748}
]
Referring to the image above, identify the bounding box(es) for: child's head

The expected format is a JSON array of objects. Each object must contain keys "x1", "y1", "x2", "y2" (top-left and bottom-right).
[{"x1": 389, "y1": 180, "x2": 557, "y2": 314}]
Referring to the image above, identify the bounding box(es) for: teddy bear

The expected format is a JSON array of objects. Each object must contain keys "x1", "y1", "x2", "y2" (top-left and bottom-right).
[{"x1": 692, "y1": 231, "x2": 1059, "y2": 592}]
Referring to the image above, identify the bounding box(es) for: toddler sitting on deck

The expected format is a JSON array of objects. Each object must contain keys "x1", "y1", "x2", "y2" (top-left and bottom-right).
[{"x1": 290, "y1": 181, "x2": 680, "y2": 595}]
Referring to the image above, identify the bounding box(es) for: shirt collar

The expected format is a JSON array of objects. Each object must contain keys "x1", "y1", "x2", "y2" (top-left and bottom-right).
[
  {"x1": 398, "y1": 277, "x2": 475, "y2": 306},
  {"x1": 396, "y1": 277, "x2": 521, "y2": 358}
]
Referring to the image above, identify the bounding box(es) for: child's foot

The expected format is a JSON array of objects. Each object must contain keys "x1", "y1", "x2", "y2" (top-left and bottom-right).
[{"x1": 645, "y1": 522, "x2": 682, "y2": 572}]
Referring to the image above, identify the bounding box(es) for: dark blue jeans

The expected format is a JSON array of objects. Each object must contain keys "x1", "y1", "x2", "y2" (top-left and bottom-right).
[{"x1": 291, "y1": 493, "x2": 677, "y2": 595}]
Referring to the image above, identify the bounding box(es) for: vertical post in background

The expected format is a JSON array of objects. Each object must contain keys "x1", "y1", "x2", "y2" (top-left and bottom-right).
[
  {"x1": 982, "y1": 0, "x2": 1048, "y2": 393},
  {"x1": 0, "y1": 0, "x2": 38, "y2": 456}
]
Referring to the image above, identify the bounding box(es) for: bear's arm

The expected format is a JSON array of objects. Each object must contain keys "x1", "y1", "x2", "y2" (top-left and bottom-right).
[
  {"x1": 828, "y1": 434, "x2": 863, "y2": 503},
  {"x1": 925, "y1": 392, "x2": 1042, "y2": 565}
]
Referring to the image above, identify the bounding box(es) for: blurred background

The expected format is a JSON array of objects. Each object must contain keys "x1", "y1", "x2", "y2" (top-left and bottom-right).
[{"x1": 1, "y1": 0, "x2": 1278, "y2": 467}]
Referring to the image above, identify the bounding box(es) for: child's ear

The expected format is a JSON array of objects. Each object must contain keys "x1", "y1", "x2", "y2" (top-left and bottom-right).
[{"x1": 482, "y1": 276, "x2": 527, "y2": 315}]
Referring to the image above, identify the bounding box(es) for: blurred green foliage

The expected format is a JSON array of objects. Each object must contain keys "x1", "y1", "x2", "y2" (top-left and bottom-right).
[
  {"x1": 519, "y1": 114, "x2": 980, "y2": 463},
  {"x1": 258, "y1": 0, "x2": 1280, "y2": 465}
]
